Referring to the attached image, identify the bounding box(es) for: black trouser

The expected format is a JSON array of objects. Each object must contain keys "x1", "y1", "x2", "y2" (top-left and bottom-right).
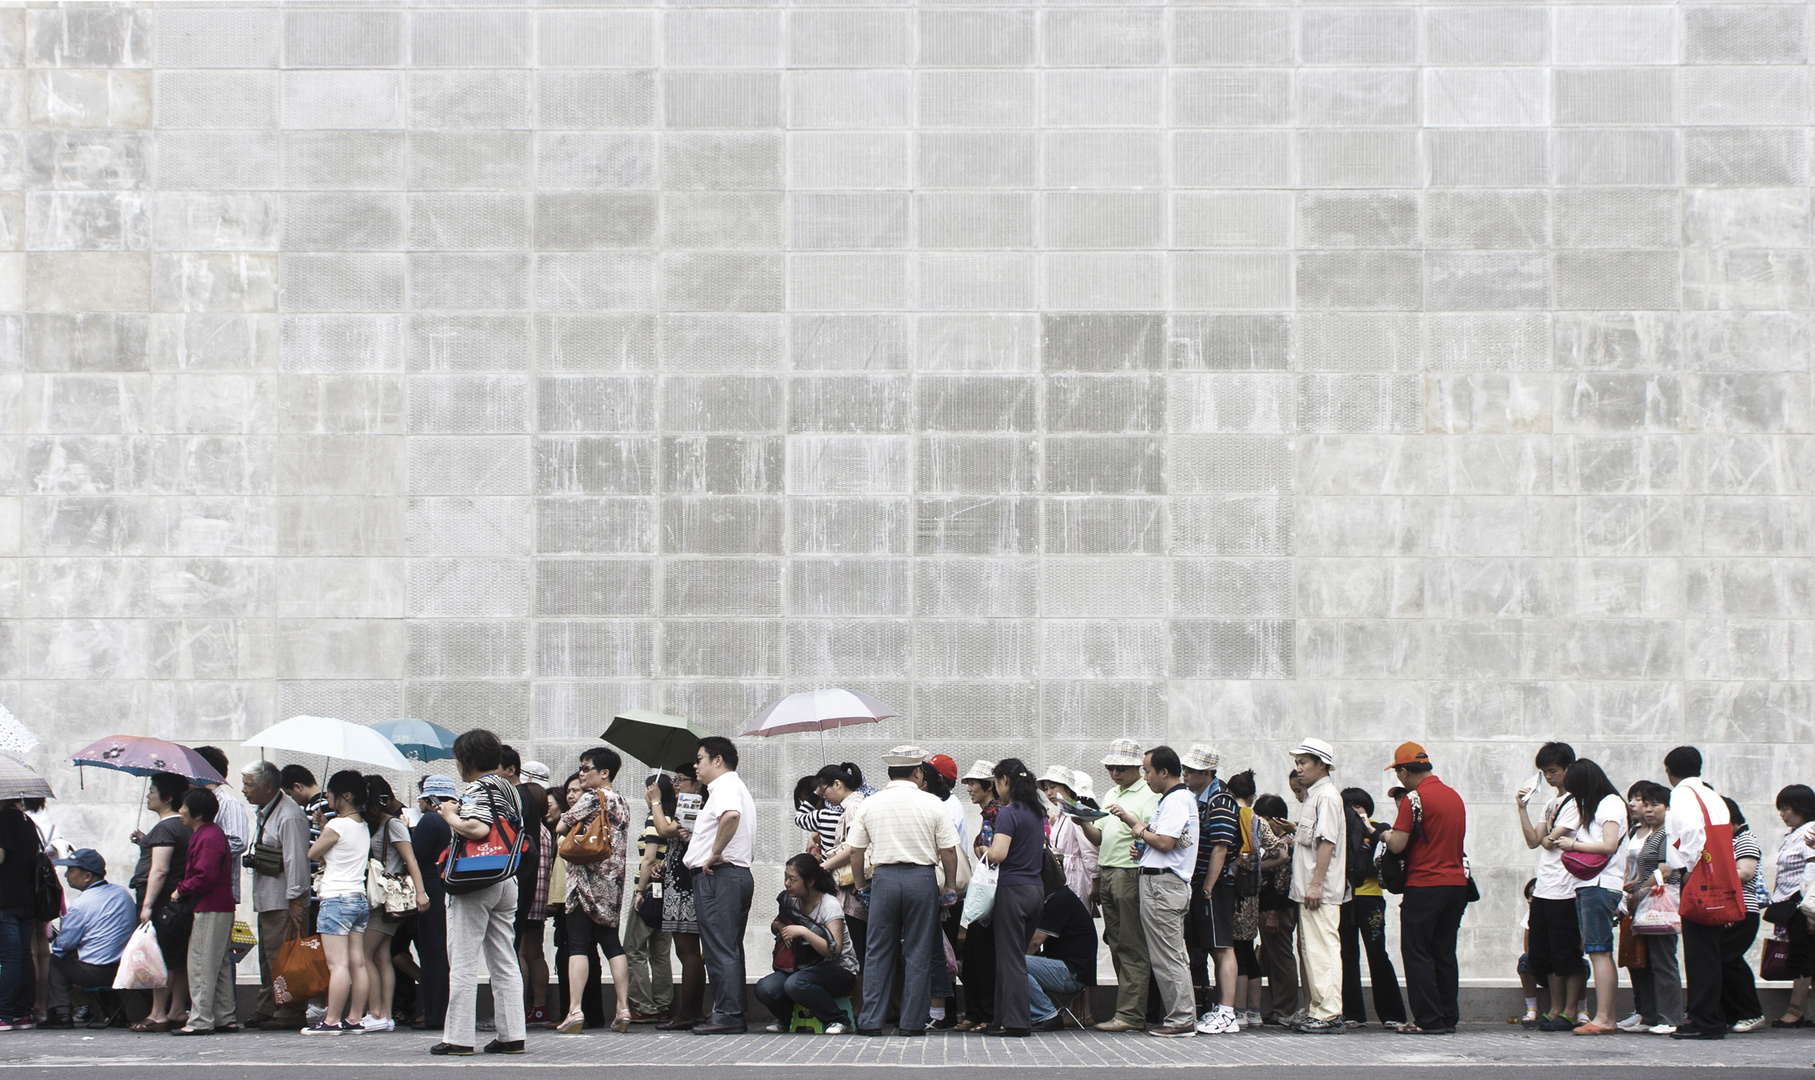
[
  {"x1": 1682, "y1": 919, "x2": 1726, "y2": 1037},
  {"x1": 48, "y1": 955, "x2": 117, "y2": 1012},
  {"x1": 1399, "y1": 885, "x2": 1466, "y2": 1031},
  {"x1": 1341, "y1": 895, "x2": 1406, "y2": 1024},
  {"x1": 553, "y1": 910, "x2": 605, "y2": 1025},
  {"x1": 1719, "y1": 914, "x2": 1762, "y2": 1024},
  {"x1": 961, "y1": 916, "x2": 995, "y2": 1023},
  {"x1": 416, "y1": 896, "x2": 449, "y2": 1028}
]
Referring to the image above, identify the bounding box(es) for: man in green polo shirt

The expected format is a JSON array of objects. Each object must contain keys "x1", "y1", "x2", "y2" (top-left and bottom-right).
[{"x1": 1081, "y1": 737, "x2": 1161, "y2": 1031}]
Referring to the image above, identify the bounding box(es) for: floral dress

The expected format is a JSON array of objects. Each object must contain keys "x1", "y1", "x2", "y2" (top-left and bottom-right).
[
  {"x1": 662, "y1": 834, "x2": 698, "y2": 934},
  {"x1": 1235, "y1": 817, "x2": 1284, "y2": 942},
  {"x1": 559, "y1": 787, "x2": 632, "y2": 927}
]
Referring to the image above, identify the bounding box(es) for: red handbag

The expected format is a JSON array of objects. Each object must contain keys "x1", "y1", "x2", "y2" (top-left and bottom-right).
[{"x1": 1679, "y1": 787, "x2": 1745, "y2": 927}]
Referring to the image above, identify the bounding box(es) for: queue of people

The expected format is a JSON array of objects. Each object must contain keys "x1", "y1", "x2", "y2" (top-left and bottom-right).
[{"x1": 1, "y1": 729, "x2": 1811, "y2": 1055}]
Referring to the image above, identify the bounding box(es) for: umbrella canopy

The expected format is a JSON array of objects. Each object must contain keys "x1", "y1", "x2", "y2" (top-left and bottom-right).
[
  {"x1": 71, "y1": 736, "x2": 225, "y2": 785},
  {"x1": 602, "y1": 710, "x2": 702, "y2": 771},
  {"x1": 0, "y1": 754, "x2": 52, "y2": 801},
  {"x1": 743, "y1": 688, "x2": 899, "y2": 738},
  {"x1": 368, "y1": 718, "x2": 458, "y2": 763},
  {"x1": 0, "y1": 705, "x2": 36, "y2": 757},
  {"x1": 242, "y1": 716, "x2": 414, "y2": 772}
]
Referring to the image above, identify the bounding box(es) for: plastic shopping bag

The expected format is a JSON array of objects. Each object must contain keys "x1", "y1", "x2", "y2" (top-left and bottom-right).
[
  {"x1": 112, "y1": 923, "x2": 168, "y2": 990},
  {"x1": 1633, "y1": 883, "x2": 1682, "y2": 936},
  {"x1": 960, "y1": 857, "x2": 997, "y2": 929},
  {"x1": 273, "y1": 934, "x2": 331, "y2": 1005}
]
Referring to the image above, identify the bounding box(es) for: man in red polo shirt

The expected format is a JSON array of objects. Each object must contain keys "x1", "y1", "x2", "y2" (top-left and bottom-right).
[{"x1": 1382, "y1": 743, "x2": 1468, "y2": 1035}]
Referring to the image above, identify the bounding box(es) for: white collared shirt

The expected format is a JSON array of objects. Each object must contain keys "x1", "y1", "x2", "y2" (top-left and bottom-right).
[
  {"x1": 1665, "y1": 775, "x2": 1728, "y2": 874},
  {"x1": 684, "y1": 770, "x2": 756, "y2": 870}
]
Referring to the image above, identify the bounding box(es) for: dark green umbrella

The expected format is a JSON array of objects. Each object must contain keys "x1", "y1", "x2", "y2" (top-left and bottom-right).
[{"x1": 601, "y1": 710, "x2": 702, "y2": 772}]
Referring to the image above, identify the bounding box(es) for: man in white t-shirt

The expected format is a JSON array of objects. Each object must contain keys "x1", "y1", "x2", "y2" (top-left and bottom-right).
[
  {"x1": 685, "y1": 736, "x2": 757, "y2": 1035},
  {"x1": 1108, "y1": 745, "x2": 1199, "y2": 1038},
  {"x1": 1516, "y1": 742, "x2": 1586, "y2": 1031},
  {"x1": 1288, "y1": 737, "x2": 1349, "y2": 1035}
]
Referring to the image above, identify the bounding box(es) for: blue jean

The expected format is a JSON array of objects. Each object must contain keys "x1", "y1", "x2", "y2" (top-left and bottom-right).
[
  {"x1": 0, "y1": 908, "x2": 34, "y2": 1021},
  {"x1": 754, "y1": 962, "x2": 856, "y2": 1026},
  {"x1": 1026, "y1": 955, "x2": 1087, "y2": 1023},
  {"x1": 1575, "y1": 887, "x2": 1620, "y2": 954},
  {"x1": 859, "y1": 864, "x2": 938, "y2": 1032},
  {"x1": 694, "y1": 865, "x2": 754, "y2": 1024}
]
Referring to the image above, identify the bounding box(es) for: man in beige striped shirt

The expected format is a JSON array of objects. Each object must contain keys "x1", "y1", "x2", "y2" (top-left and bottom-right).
[{"x1": 843, "y1": 746, "x2": 961, "y2": 1035}]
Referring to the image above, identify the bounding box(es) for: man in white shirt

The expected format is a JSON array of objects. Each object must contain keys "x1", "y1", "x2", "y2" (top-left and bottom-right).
[
  {"x1": 1288, "y1": 738, "x2": 1349, "y2": 1035},
  {"x1": 844, "y1": 747, "x2": 960, "y2": 1036},
  {"x1": 1108, "y1": 745, "x2": 1199, "y2": 1038},
  {"x1": 1516, "y1": 741, "x2": 1586, "y2": 1030},
  {"x1": 1657, "y1": 745, "x2": 1736, "y2": 1041},
  {"x1": 685, "y1": 736, "x2": 756, "y2": 1035}
]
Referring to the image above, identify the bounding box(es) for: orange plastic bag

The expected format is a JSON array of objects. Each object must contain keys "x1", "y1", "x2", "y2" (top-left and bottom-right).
[{"x1": 273, "y1": 934, "x2": 330, "y2": 1005}]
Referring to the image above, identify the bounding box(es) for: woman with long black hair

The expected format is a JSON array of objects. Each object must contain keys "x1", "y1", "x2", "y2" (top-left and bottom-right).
[
  {"x1": 983, "y1": 758, "x2": 1045, "y2": 1037},
  {"x1": 1553, "y1": 759, "x2": 1624, "y2": 1034}
]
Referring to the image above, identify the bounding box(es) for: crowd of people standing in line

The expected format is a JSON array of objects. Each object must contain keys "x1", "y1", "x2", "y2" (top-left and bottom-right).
[{"x1": 0, "y1": 729, "x2": 1811, "y2": 1056}]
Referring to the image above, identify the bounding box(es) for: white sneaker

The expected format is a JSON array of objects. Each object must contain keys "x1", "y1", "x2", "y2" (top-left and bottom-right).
[
  {"x1": 1615, "y1": 1013, "x2": 1647, "y2": 1033},
  {"x1": 824, "y1": 1023, "x2": 849, "y2": 1035},
  {"x1": 361, "y1": 1015, "x2": 394, "y2": 1032},
  {"x1": 1229, "y1": 1011, "x2": 1246, "y2": 1028},
  {"x1": 1648, "y1": 1023, "x2": 1676, "y2": 1035},
  {"x1": 306, "y1": 1005, "x2": 326, "y2": 1025},
  {"x1": 1246, "y1": 1010, "x2": 1263, "y2": 1028},
  {"x1": 1731, "y1": 1016, "x2": 1767, "y2": 1033},
  {"x1": 1195, "y1": 1011, "x2": 1232, "y2": 1035}
]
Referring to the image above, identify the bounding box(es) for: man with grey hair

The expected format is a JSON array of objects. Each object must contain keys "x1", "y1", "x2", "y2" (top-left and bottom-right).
[{"x1": 240, "y1": 759, "x2": 313, "y2": 1030}]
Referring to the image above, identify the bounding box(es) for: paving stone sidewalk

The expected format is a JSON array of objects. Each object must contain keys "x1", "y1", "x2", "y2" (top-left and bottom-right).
[{"x1": 11, "y1": 1024, "x2": 1814, "y2": 1070}]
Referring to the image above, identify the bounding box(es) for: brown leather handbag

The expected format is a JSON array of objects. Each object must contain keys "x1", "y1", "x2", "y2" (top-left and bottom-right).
[{"x1": 558, "y1": 801, "x2": 613, "y2": 866}]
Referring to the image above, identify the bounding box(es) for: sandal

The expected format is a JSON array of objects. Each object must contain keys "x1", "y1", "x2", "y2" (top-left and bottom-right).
[
  {"x1": 611, "y1": 1011, "x2": 632, "y2": 1034},
  {"x1": 556, "y1": 1011, "x2": 585, "y2": 1035},
  {"x1": 132, "y1": 1019, "x2": 175, "y2": 1033}
]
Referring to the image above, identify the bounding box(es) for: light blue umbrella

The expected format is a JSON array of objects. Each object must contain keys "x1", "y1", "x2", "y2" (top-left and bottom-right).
[{"x1": 366, "y1": 718, "x2": 458, "y2": 763}]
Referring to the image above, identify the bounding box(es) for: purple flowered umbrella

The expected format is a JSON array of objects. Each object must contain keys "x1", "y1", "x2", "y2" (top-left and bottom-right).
[{"x1": 71, "y1": 735, "x2": 225, "y2": 785}]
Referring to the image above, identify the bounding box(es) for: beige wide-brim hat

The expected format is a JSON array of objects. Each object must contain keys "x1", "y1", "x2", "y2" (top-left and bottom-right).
[
  {"x1": 882, "y1": 745, "x2": 929, "y2": 766},
  {"x1": 1100, "y1": 737, "x2": 1144, "y2": 767},
  {"x1": 960, "y1": 759, "x2": 995, "y2": 782},
  {"x1": 1069, "y1": 769, "x2": 1096, "y2": 801},
  {"x1": 1181, "y1": 743, "x2": 1220, "y2": 772},
  {"x1": 1036, "y1": 764, "x2": 1077, "y2": 792}
]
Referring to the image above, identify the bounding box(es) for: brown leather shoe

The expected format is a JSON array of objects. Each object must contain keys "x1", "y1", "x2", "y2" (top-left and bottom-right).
[
  {"x1": 1146, "y1": 1024, "x2": 1198, "y2": 1039},
  {"x1": 628, "y1": 1011, "x2": 667, "y2": 1024},
  {"x1": 1094, "y1": 1019, "x2": 1143, "y2": 1033}
]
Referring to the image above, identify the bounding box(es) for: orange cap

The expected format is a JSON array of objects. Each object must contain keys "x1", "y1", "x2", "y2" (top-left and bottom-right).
[{"x1": 1385, "y1": 741, "x2": 1430, "y2": 771}]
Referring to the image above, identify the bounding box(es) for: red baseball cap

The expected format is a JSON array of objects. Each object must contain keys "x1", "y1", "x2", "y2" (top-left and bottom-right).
[{"x1": 928, "y1": 753, "x2": 958, "y2": 782}]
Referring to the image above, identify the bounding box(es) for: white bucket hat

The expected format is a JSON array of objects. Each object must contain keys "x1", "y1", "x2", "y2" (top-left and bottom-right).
[
  {"x1": 960, "y1": 759, "x2": 995, "y2": 782},
  {"x1": 1292, "y1": 737, "x2": 1336, "y2": 767},
  {"x1": 1036, "y1": 764, "x2": 1077, "y2": 791},
  {"x1": 882, "y1": 745, "x2": 929, "y2": 767},
  {"x1": 1069, "y1": 769, "x2": 1096, "y2": 801}
]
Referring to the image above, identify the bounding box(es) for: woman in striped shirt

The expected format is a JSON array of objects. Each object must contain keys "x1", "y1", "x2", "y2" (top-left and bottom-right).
[
  {"x1": 796, "y1": 764, "x2": 865, "y2": 857},
  {"x1": 1770, "y1": 785, "x2": 1815, "y2": 1027}
]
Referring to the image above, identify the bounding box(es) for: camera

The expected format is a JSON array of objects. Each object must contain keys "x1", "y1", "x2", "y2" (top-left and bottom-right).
[{"x1": 242, "y1": 851, "x2": 258, "y2": 869}]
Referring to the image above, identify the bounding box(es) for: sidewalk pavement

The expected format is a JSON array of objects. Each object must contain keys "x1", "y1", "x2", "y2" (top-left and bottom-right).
[{"x1": 8, "y1": 1024, "x2": 1814, "y2": 1071}]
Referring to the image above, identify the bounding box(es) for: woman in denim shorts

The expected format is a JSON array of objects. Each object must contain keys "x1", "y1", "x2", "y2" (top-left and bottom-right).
[
  {"x1": 304, "y1": 771, "x2": 374, "y2": 1035},
  {"x1": 1555, "y1": 760, "x2": 1627, "y2": 1035}
]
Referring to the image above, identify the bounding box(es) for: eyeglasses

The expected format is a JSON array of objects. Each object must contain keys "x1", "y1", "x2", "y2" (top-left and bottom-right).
[{"x1": 578, "y1": 763, "x2": 597, "y2": 773}]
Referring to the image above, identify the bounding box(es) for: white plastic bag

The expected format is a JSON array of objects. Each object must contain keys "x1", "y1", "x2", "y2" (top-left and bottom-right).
[
  {"x1": 113, "y1": 923, "x2": 168, "y2": 990},
  {"x1": 1633, "y1": 884, "x2": 1682, "y2": 936},
  {"x1": 960, "y1": 857, "x2": 997, "y2": 929}
]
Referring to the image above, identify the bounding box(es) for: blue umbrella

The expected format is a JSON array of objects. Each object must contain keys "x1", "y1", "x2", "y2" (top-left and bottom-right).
[{"x1": 368, "y1": 718, "x2": 458, "y2": 763}]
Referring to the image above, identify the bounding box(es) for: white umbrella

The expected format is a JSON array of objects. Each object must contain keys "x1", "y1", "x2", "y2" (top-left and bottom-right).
[
  {"x1": 743, "y1": 689, "x2": 900, "y2": 739},
  {"x1": 0, "y1": 705, "x2": 37, "y2": 757},
  {"x1": 241, "y1": 715, "x2": 415, "y2": 772}
]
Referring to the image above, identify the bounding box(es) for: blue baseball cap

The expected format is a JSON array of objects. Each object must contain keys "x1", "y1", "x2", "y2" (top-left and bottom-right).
[{"x1": 52, "y1": 848, "x2": 106, "y2": 876}]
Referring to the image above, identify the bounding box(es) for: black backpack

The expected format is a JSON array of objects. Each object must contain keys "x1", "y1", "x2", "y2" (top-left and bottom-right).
[
  {"x1": 1343, "y1": 806, "x2": 1376, "y2": 889},
  {"x1": 30, "y1": 824, "x2": 62, "y2": 922}
]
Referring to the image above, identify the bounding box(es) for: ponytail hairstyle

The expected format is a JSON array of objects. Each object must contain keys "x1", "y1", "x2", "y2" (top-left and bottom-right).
[
  {"x1": 1226, "y1": 769, "x2": 1256, "y2": 802},
  {"x1": 786, "y1": 852, "x2": 837, "y2": 898},
  {"x1": 921, "y1": 764, "x2": 954, "y2": 803},
  {"x1": 364, "y1": 774, "x2": 397, "y2": 821},
  {"x1": 816, "y1": 762, "x2": 864, "y2": 795},
  {"x1": 326, "y1": 769, "x2": 368, "y2": 816},
  {"x1": 992, "y1": 757, "x2": 1041, "y2": 814}
]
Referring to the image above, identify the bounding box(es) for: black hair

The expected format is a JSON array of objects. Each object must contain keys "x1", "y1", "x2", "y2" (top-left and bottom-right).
[
  {"x1": 181, "y1": 786, "x2": 219, "y2": 822},
  {"x1": 1535, "y1": 742, "x2": 1576, "y2": 771},
  {"x1": 698, "y1": 736, "x2": 738, "y2": 771},
  {"x1": 794, "y1": 775, "x2": 823, "y2": 810},
  {"x1": 581, "y1": 746, "x2": 622, "y2": 781},
  {"x1": 886, "y1": 765, "x2": 920, "y2": 782},
  {"x1": 1254, "y1": 793, "x2": 1288, "y2": 819},
  {"x1": 520, "y1": 781, "x2": 548, "y2": 825},
  {"x1": 1387, "y1": 786, "x2": 1407, "y2": 802},
  {"x1": 1626, "y1": 780, "x2": 1650, "y2": 800},
  {"x1": 922, "y1": 766, "x2": 954, "y2": 803},
  {"x1": 647, "y1": 773, "x2": 677, "y2": 818},
  {"x1": 1342, "y1": 787, "x2": 1375, "y2": 816},
  {"x1": 500, "y1": 745, "x2": 521, "y2": 773},
  {"x1": 453, "y1": 728, "x2": 503, "y2": 773},
  {"x1": 194, "y1": 746, "x2": 229, "y2": 779},
  {"x1": 1778, "y1": 784, "x2": 1815, "y2": 825},
  {"x1": 816, "y1": 762, "x2": 864, "y2": 792},
  {"x1": 365, "y1": 775, "x2": 397, "y2": 820},
  {"x1": 785, "y1": 853, "x2": 837, "y2": 897},
  {"x1": 1564, "y1": 759, "x2": 1620, "y2": 829},
  {"x1": 1664, "y1": 745, "x2": 1702, "y2": 779},
  {"x1": 1397, "y1": 760, "x2": 1432, "y2": 775},
  {"x1": 326, "y1": 769, "x2": 368, "y2": 809},
  {"x1": 1723, "y1": 796, "x2": 1748, "y2": 832},
  {"x1": 1523, "y1": 878, "x2": 1537, "y2": 901},
  {"x1": 1146, "y1": 745, "x2": 1182, "y2": 778},
  {"x1": 1637, "y1": 782, "x2": 1671, "y2": 806},
  {"x1": 150, "y1": 771, "x2": 190, "y2": 811},
  {"x1": 1226, "y1": 769, "x2": 1256, "y2": 801},
  {"x1": 21, "y1": 797, "x2": 43, "y2": 812},
  {"x1": 673, "y1": 762, "x2": 698, "y2": 783},
  {"x1": 279, "y1": 764, "x2": 316, "y2": 790},
  {"x1": 551, "y1": 774, "x2": 579, "y2": 815},
  {"x1": 991, "y1": 758, "x2": 1041, "y2": 813}
]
